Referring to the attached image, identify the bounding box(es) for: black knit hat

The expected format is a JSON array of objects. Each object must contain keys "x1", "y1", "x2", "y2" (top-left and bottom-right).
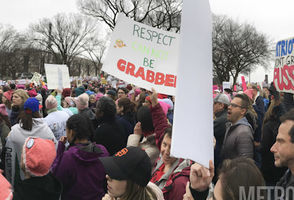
[{"x1": 99, "y1": 146, "x2": 151, "y2": 187}]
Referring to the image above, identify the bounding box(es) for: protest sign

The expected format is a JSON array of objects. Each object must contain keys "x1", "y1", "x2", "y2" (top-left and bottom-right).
[
  {"x1": 44, "y1": 64, "x2": 70, "y2": 89},
  {"x1": 103, "y1": 14, "x2": 179, "y2": 95},
  {"x1": 16, "y1": 79, "x2": 27, "y2": 85},
  {"x1": 31, "y1": 72, "x2": 42, "y2": 85},
  {"x1": 222, "y1": 81, "x2": 231, "y2": 90},
  {"x1": 171, "y1": 0, "x2": 213, "y2": 168},
  {"x1": 274, "y1": 37, "x2": 294, "y2": 94},
  {"x1": 241, "y1": 76, "x2": 247, "y2": 91}
]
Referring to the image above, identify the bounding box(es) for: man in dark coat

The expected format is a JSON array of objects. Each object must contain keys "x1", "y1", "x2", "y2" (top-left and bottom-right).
[
  {"x1": 213, "y1": 93, "x2": 230, "y2": 174},
  {"x1": 220, "y1": 94, "x2": 254, "y2": 162},
  {"x1": 271, "y1": 109, "x2": 294, "y2": 200}
]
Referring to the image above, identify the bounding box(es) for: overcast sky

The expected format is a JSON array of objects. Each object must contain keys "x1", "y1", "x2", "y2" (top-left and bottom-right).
[{"x1": 1, "y1": 0, "x2": 293, "y2": 82}]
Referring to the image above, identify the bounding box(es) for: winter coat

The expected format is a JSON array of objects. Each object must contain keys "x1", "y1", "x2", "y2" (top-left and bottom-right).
[
  {"x1": 51, "y1": 142, "x2": 109, "y2": 200},
  {"x1": 214, "y1": 109, "x2": 228, "y2": 169},
  {"x1": 261, "y1": 105, "x2": 287, "y2": 185},
  {"x1": 0, "y1": 121, "x2": 11, "y2": 170},
  {"x1": 151, "y1": 158, "x2": 192, "y2": 200},
  {"x1": 276, "y1": 170, "x2": 294, "y2": 200},
  {"x1": 127, "y1": 103, "x2": 169, "y2": 165},
  {"x1": 283, "y1": 92, "x2": 294, "y2": 111},
  {"x1": 220, "y1": 117, "x2": 254, "y2": 161},
  {"x1": 117, "y1": 113, "x2": 136, "y2": 139},
  {"x1": 253, "y1": 96, "x2": 265, "y2": 142},
  {"x1": 10, "y1": 106, "x2": 21, "y2": 126},
  {"x1": 80, "y1": 107, "x2": 98, "y2": 130},
  {"x1": 0, "y1": 121, "x2": 10, "y2": 148},
  {"x1": 94, "y1": 119, "x2": 127, "y2": 156},
  {"x1": 44, "y1": 110, "x2": 69, "y2": 140},
  {"x1": 13, "y1": 173, "x2": 62, "y2": 200},
  {"x1": 5, "y1": 118, "x2": 57, "y2": 187}
]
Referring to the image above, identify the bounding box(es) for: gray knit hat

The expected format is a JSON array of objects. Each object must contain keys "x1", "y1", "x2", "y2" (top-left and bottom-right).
[{"x1": 214, "y1": 93, "x2": 230, "y2": 105}]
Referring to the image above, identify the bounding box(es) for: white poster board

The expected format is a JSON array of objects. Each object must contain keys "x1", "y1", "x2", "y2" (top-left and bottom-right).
[
  {"x1": 103, "y1": 14, "x2": 179, "y2": 95},
  {"x1": 274, "y1": 37, "x2": 294, "y2": 94},
  {"x1": 16, "y1": 79, "x2": 27, "y2": 85},
  {"x1": 44, "y1": 64, "x2": 70, "y2": 89},
  {"x1": 222, "y1": 81, "x2": 231, "y2": 90},
  {"x1": 171, "y1": 0, "x2": 213, "y2": 168}
]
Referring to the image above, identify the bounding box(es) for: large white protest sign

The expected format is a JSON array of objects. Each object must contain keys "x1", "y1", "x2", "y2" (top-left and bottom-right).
[
  {"x1": 171, "y1": 0, "x2": 213, "y2": 168},
  {"x1": 44, "y1": 64, "x2": 70, "y2": 89},
  {"x1": 103, "y1": 14, "x2": 179, "y2": 95},
  {"x1": 274, "y1": 37, "x2": 294, "y2": 94}
]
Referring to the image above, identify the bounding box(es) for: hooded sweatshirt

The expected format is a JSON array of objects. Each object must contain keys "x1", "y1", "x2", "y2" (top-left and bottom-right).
[
  {"x1": 5, "y1": 118, "x2": 57, "y2": 187},
  {"x1": 51, "y1": 142, "x2": 109, "y2": 200},
  {"x1": 13, "y1": 173, "x2": 62, "y2": 200}
]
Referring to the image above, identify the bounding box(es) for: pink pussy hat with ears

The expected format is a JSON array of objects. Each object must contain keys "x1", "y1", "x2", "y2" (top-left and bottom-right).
[
  {"x1": 0, "y1": 170, "x2": 13, "y2": 200},
  {"x1": 22, "y1": 137, "x2": 56, "y2": 177}
]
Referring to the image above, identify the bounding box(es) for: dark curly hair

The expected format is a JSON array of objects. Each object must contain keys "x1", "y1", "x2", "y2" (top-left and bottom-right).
[
  {"x1": 96, "y1": 96, "x2": 116, "y2": 122},
  {"x1": 66, "y1": 114, "x2": 94, "y2": 143}
]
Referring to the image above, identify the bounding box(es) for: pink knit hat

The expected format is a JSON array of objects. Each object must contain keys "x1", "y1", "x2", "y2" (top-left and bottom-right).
[
  {"x1": 22, "y1": 137, "x2": 56, "y2": 177},
  {"x1": 0, "y1": 170, "x2": 13, "y2": 200},
  {"x1": 244, "y1": 89, "x2": 254, "y2": 100},
  {"x1": 28, "y1": 89, "x2": 37, "y2": 97},
  {"x1": 95, "y1": 92, "x2": 104, "y2": 101}
]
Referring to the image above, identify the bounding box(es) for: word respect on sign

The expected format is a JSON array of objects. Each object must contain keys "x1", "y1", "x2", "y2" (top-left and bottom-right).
[{"x1": 103, "y1": 14, "x2": 179, "y2": 95}]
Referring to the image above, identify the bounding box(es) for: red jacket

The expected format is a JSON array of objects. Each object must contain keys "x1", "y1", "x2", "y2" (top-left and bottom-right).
[
  {"x1": 150, "y1": 103, "x2": 169, "y2": 150},
  {"x1": 151, "y1": 158, "x2": 192, "y2": 200}
]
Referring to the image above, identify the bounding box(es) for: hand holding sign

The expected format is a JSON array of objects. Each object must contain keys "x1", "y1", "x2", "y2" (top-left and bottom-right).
[
  {"x1": 189, "y1": 160, "x2": 214, "y2": 192},
  {"x1": 150, "y1": 88, "x2": 158, "y2": 107}
]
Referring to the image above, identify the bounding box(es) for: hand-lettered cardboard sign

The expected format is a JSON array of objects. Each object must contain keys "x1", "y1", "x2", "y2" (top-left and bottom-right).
[
  {"x1": 274, "y1": 37, "x2": 294, "y2": 94},
  {"x1": 103, "y1": 14, "x2": 179, "y2": 95},
  {"x1": 31, "y1": 72, "x2": 42, "y2": 86},
  {"x1": 44, "y1": 64, "x2": 70, "y2": 89}
]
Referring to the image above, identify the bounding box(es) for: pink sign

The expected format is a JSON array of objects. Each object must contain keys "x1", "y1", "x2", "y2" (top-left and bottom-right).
[{"x1": 241, "y1": 76, "x2": 247, "y2": 91}]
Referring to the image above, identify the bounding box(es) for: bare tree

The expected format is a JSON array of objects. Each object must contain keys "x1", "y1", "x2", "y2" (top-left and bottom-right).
[
  {"x1": 212, "y1": 15, "x2": 272, "y2": 86},
  {"x1": 78, "y1": 0, "x2": 182, "y2": 32},
  {"x1": 31, "y1": 13, "x2": 97, "y2": 74},
  {"x1": 0, "y1": 25, "x2": 25, "y2": 79},
  {"x1": 83, "y1": 37, "x2": 106, "y2": 76}
]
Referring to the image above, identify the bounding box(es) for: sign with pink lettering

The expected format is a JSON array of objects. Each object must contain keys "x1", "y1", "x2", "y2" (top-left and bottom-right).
[{"x1": 274, "y1": 37, "x2": 294, "y2": 94}]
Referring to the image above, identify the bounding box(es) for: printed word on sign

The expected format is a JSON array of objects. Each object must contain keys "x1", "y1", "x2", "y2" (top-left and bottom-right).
[
  {"x1": 117, "y1": 59, "x2": 177, "y2": 88},
  {"x1": 274, "y1": 65, "x2": 294, "y2": 91}
]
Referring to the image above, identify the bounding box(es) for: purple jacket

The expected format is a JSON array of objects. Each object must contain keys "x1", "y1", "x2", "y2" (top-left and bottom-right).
[{"x1": 51, "y1": 142, "x2": 109, "y2": 200}]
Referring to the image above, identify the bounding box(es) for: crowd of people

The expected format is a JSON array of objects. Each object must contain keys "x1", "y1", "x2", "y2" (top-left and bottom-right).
[{"x1": 0, "y1": 78, "x2": 293, "y2": 200}]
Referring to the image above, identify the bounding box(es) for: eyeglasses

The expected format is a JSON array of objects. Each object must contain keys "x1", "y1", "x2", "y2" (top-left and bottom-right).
[{"x1": 229, "y1": 103, "x2": 243, "y2": 108}]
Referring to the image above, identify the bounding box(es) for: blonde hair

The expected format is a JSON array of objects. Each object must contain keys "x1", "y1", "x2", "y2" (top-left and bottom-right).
[
  {"x1": 13, "y1": 89, "x2": 29, "y2": 106},
  {"x1": 119, "y1": 180, "x2": 157, "y2": 200}
]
